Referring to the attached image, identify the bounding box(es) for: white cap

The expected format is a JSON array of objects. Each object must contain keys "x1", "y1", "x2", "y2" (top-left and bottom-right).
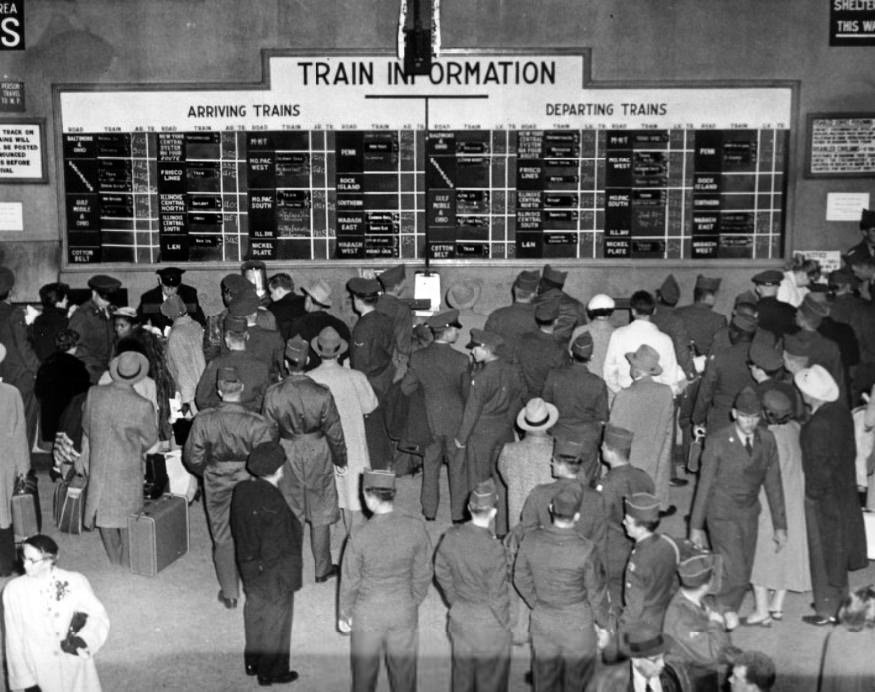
[
  {"x1": 794, "y1": 364, "x2": 839, "y2": 403},
  {"x1": 587, "y1": 294, "x2": 615, "y2": 311}
]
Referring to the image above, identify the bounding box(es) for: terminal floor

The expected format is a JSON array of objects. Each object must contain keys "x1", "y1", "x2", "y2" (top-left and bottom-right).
[{"x1": 3, "y1": 459, "x2": 871, "y2": 691}]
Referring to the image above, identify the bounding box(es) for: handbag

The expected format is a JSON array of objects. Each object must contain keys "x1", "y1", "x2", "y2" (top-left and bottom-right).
[
  {"x1": 144, "y1": 453, "x2": 169, "y2": 501},
  {"x1": 60, "y1": 611, "x2": 89, "y2": 656},
  {"x1": 12, "y1": 470, "x2": 41, "y2": 542}
]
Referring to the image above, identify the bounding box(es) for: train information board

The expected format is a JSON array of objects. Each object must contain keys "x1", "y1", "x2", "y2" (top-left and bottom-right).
[{"x1": 57, "y1": 53, "x2": 793, "y2": 264}]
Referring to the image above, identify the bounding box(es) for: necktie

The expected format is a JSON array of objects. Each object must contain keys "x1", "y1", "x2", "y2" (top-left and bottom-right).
[
  {"x1": 645, "y1": 682, "x2": 654, "y2": 692},
  {"x1": 745, "y1": 436, "x2": 753, "y2": 455}
]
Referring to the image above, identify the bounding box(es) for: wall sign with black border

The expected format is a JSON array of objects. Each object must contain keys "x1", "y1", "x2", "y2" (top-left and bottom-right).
[
  {"x1": 0, "y1": 118, "x2": 46, "y2": 183},
  {"x1": 805, "y1": 112, "x2": 875, "y2": 178},
  {"x1": 830, "y1": 0, "x2": 875, "y2": 46}
]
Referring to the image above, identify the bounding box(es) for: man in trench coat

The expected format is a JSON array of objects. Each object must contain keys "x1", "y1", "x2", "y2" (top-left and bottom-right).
[{"x1": 262, "y1": 335, "x2": 348, "y2": 583}]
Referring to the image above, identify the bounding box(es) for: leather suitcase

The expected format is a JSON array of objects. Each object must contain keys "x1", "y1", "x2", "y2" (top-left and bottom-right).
[
  {"x1": 128, "y1": 494, "x2": 189, "y2": 577},
  {"x1": 12, "y1": 493, "x2": 40, "y2": 543}
]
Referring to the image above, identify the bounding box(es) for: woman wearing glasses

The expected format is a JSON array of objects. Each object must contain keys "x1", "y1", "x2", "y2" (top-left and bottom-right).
[{"x1": 3, "y1": 535, "x2": 110, "y2": 692}]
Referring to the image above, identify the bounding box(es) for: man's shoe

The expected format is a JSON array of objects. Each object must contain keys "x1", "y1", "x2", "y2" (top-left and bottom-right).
[
  {"x1": 258, "y1": 670, "x2": 299, "y2": 686},
  {"x1": 217, "y1": 591, "x2": 237, "y2": 609},
  {"x1": 659, "y1": 505, "x2": 677, "y2": 518},
  {"x1": 245, "y1": 663, "x2": 257, "y2": 677},
  {"x1": 315, "y1": 564, "x2": 339, "y2": 583},
  {"x1": 669, "y1": 478, "x2": 689, "y2": 487},
  {"x1": 802, "y1": 614, "x2": 836, "y2": 626}
]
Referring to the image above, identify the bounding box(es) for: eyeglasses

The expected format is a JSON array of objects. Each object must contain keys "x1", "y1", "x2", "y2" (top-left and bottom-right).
[{"x1": 22, "y1": 556, "x2": 50, "y2": 565}]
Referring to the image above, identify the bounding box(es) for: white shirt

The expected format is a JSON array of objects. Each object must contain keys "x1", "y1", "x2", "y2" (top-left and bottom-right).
[
  {"x1": 632, "y1": 664, "x2": 664, "y2": 692},
  {"x1": 603, "y1": 319, "x2": 683, "y2": 394},
  {"x1": 777, "y1": 271, "x2": 809, "y2": 307}
]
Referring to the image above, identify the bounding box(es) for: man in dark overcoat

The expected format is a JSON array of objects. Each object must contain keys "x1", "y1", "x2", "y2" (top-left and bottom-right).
[
  {"x1": 515, "y1": 483, "x2": 609, "y2": 692},
  {"x1": 0, "y1": 266, "x2": 41, "y2": 442},
  {"x1": 227, "y1": 289, "x2": 285, "y2": 382},
  {"x1": 531, "y1": 264, "x2": 588, "y2": 345},
  {"x1": 338, "y1": 469, "x2": 433, "y2": 692},
  {"x1": 375, "y1": 263, "x2": 413, "y2": 380},
  {"x1": 136, "y1": 266, "x2": 205, "y2": 332},
  {"x1": 400, "y1": 309, "x2": 469, "y2": 522},
  {"x1": 596, "y1": 425, "x2": 654, "y2": 607},
  {"x1": 752, "y1": 270, "x2": 796, "y2": 339},
  {"x1": 287, "y1": 279, "x2": 351, "y2": 371},
  {"x1": 675, "y1": 275, "x2": 728, "y2": 357},
  {"x1": 184, "y1": 366, "x2": 277, "y2": 609},
  {"x1": 689, "y1": 387, "x2": 787, "y2": 630},
  {"x1": 262, "y1": 335, "x2": 347, "y2": 583},
  {"x1": 68, "y1": 274, "x2": 121, "y2": 384},
  {"x1": 516, "y1": 300, "x2": 568, "y2": 401},
  {"x1": 230, "y1": 440, "x2": 302, "y2": 686},
  {"x1": 455, "y1": 328, "x2": 525, "y2": 536},
  {"x1": 195, "y1": 315, "x2": 270, "y2": 412},
  {"x1": 434, "y1": 479, "x2": 512, "y2": 692},
  {"x1": 266, "y1": 272, "x2": 306, "y2": 342},
  {"x1": 484, "y1": 269, "x2": 539, "y2": 360},
  {"x1": 794, "y1": 365, "x2": 868, "y2": 624}
]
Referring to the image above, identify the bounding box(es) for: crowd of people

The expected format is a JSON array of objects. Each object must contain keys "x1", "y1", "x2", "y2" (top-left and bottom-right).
[{"x1": 1, "y1": 210, "x2": 875, "y2": 690}]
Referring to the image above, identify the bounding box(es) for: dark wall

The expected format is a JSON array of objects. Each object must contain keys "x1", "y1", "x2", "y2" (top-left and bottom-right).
[{"x1": 2, "y1": 0, "x2": 873, "y2": 302}]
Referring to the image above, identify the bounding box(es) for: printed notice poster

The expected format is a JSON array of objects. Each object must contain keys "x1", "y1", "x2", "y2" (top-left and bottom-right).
[
  {"x1": 796, "y1": 250, "x2": 842, "y2": 274},
  {"x1": 0, "y1": 202, "x2": 23, "y2": 231},
  {"x1": 830, "y1": 0, "x2": 875, "y2": 45},
  {"x1": 0, "y1": 121, "x2": 44, "y2": 181},
  {"x1": 826, "y1": 192, "x2": 870, "y2": 221},
  {"x1": 0, "y1": 82, "x2": 24, "y2": 112}
]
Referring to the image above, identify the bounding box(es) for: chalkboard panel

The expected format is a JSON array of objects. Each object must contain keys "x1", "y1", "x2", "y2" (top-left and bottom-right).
[
  {"x1": 806, "y1": 112, "x2": 875, "y2": 178},
  {"x1": 57, "y1": 53, "x2": 793, "y2": 264}
]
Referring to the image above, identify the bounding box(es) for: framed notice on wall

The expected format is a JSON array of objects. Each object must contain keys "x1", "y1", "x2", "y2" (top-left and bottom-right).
[
  {"x1": 806, "y1": 112, "x2": 875, "y2": 178},
  {"x1": 0, "y1": 118, "x2": 46, "y2": 183},
  {"x1": 55, "y1": 50, "x2": 794, "y2": 265}
]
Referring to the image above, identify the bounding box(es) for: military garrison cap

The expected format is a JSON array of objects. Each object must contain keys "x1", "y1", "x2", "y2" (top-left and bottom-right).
[
  {"x1": 362, "y1": 468, "x2": 396, "y2": 490},
  {"x1": 378, "y1": 264, "x2": 406, "y2": 289},
  {"x1": 624, "y1": 492, "x2": 660, "y2": 522},
  {"x1": 469, "y1": 478, "x2": 498, "y2": 510}
]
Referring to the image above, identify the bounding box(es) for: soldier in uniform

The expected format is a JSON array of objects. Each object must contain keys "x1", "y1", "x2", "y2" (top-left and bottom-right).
[
  {"x1": 227, "y1": 289, "x2": 285, "y2": 382},
  {"x1": 0, "y1": 266, "x2": 41, "y2": 442},
  {"x1": 195, "y1": 315, "x2": 270, "y2": 413},
  {"x1": 844, "y1": 207, "x2": 875, "y2": 265},
  {"x1": 531, "y1": 264, "x2": 588, "y2": 345},
  {"x1": 484, "y1": 269, "x2": 539, "y2": 360},
  {"x1": 68, "y1": 274, "x2": 121, "y2": 384},
  {"x1": 434, "y1": 479, "x2": 512, "y2": 692},
  {"x1": 184, "y1": 365, "x2": 277, "y2": 609},
  {"x1": 514, "y1": 483, "x2": 609, "y2": 692},
  {"x1": 515, "y1": 438, "x2": 607, "y2": 564},
  {"x1": 262, "y1": 335, "x2": 348, "y2": 583},
  {"x1": 516, "y1": 300, "x2": 568, "y2": 401},
  {"x1": 136, "y1": 266, "x2": 205, "y2": 332},
  {"x1": 596, "y1": 424, "x2": 654, "y2": 608},
  {"x1": 748, "y1": 335, "x2": 805, "y2": 421},
  {"x1": 652, "y1": 274, "x2": 697, "y2": 382},
  {"x1": 455, "y1": 328, "x2": 525, "y2": 536},
  {"x1": 675, "y1": 275, "x2": 727, "y2": 358},
  {"x1": 617, "y1": 493, "x2": 679, "y2": 648},
  {"x1": 338, "y1": 469, "x2": 433, "y2": 692},
  {"x1": 752, "y1": 270, "x2": 796, "y2": 339},
  {"x1": 230, "y1": 441, "x2": 302, "y2": 687},
  {"x1": 689, "y1": 387, "x2": 787, "y2": 631},
  {"x1": 375, "y1": 263, "x2": 413, "y2": 380},
  {"x1": 203, "y1": 274, "x2": 277, "y2": 362},
  {"x1": 400, "y1": 309, "x2": 469, "y2": 522}
]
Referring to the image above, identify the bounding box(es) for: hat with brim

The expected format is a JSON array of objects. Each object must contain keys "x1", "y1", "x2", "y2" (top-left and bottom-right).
[
  {"x1": 347, "y1": 277, "x2": 381, "y2": 298},
  {"x1": 427, "y1": 309, "x2": 462, "y2": 330},
  {"x1": 794, "y1": 365, "x2": 839, "y2": 403},
  {"x1": 625, "y1": 344, "x2": 663, "y2": 376},
  {"x1": 247, "y1": 441, "x2": 286, "y2": 477},
  {"x1": 446, "y1": 280, "x2": 482, "y2": 310},
  {"x1": 625, "y1": 492, "x2": 660, "y2": 523},
  {"x1": 587, "y1": 294, "x2": 615, "y2": 311},
  {"x1": 113, "y1": 306, "x2": 138, "y2": 322},
  {"x1": 312, "y1": 326, "x2": 348, "y2": 358},
  {"x1": 362, "y1": 468, "x2": 396, "y2": 490},
  {"x1": 553, "y1": 438, "x2": 585, "y2": 463},
  {"x1": 88, "y1": 274, "x2": 121, "y2": 294},
  {"x1": 731, "y1": 313, "x2": 757, "y2": 334},
  {"x1": 159, "y1": 294, "x2": 186, "y2": 320},
  {"x1": 748, "y1": 336, "x2": 783, "y2": 371},
  {"x1": 222, "y1": 274, "x2": 253, "y2": 297},
  {"x1": 302, "y1": 279, "x2": 332, "y2": 308},
  {"x1": 466, "y1": 328, "x2": 503, "y2": 352},
  {"x1": 752, "y1": 269, "x2": 783, "y2": 286},
  {"x1": 734, "y1": 386, "x2": 761, "y2": 416},
  {"x1": 860, "y1": 208, "x2": 875, "y2": 230},
  {"x1": 517, "y1": 397, "x2": 559, "y2": 432},
  {"x1": 625, "y1": 630, "x2": 674, "y2": 659},
  {"x1": 156, "y1": 267, "x2": 184, "y2": 287},
  {"x1": 109, "y1": 351, "x2": 149, "y2": 385},
  {"x1": 228, "y1": 289, "x2": 260, "y2": 317}
]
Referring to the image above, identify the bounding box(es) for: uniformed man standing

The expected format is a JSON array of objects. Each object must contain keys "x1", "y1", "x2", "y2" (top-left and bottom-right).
[
  {"x1": 68, "y1": 274, "x2": 121, "y2": 384},
  {"x1": 400, "y1": 309, "x2": 469, "y2": 522},
  {"x1": 434, "y1": 479, "x2": 512, "y2": 692},
  {"x1": 515, "y1": 483, "x2": 609, "y2": 692},
  {"x1": 375, "y1": 264, "x2": 413, "y2": 380},
  {"x1": 752, "y1": 270, "x2": 796, "y2": 339},
  {"x1": 484, "y1": 269, "x2": 539, "y2": 360},
  {"x1": 262, "y1": 336, "x2": 348, "y2": 583},
  {"x1": 455, "y1": 328, "x2": 525, "y2": 536},
  {"x1": 339, "y1": 469, "x2": 433, "y2": 692},
  {"x1": 689, "y1": 387, "x2": 787, "y2": 631},
  {"x1": 516, "y1": 300, "x2": 568, "y2": 401},
  {"x1": 184, "y1": 366, "x2": 277, "y2": 609},
  {"x1": 531, "y1": 264, "x2": 588, "y2": 345},
  {"x1": 136, "y1": 266, "x2": 205, "y2": 332}
]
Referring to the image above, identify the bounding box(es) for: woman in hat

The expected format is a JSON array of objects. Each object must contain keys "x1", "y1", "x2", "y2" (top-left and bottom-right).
[
  {"x1": 81, "y1": 352, "x2": 159, "y2": 565},
  {"x1": 747, "y1": 390, "x2": 810, "y2": 626},
  {"x1": 3, "y1": 534, "x2": 110, "y2": 692}
]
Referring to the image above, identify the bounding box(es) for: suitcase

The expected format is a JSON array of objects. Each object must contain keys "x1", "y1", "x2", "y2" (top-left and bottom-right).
[
  {"x1": 163, "y1": 449, "x2": 197, "y2": 503},
  {"x1": 12, "y1": 493, "x2": 40, "y2": 543},
  {"x1": 128, "y1": 494, "x2": 189, "y2": 577},
  {"x1": 54, "y1": 474, "x2": 87, "y2": 535}
]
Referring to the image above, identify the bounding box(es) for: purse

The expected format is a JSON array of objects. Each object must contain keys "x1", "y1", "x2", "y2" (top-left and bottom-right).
[
  {"x1": 144, "y1": 454, "x2": 169, "y2": 501},
  {"x1": 60, "y1": 611, "x2": 89, "y2": 656}
]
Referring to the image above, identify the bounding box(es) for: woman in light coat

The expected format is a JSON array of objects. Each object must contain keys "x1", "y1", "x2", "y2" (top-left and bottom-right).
[{"x1": 4, "y1": 534, "x2": 110, "y2": 692}]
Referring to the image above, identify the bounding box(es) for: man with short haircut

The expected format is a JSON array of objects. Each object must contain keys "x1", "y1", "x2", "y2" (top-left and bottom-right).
[
  {"x1": 434, "y1": 479, "x2": 512, "y2": 692},
  {"x1": 515, "y1": 483, "x2": 609, "y2": 691},
  {"x1": 339, "y1": 469, "x2": 433, "y2": 692},
  {"x1": 531, "y1": 264, "x2": 588, "y2": 344},
  {"x1": 137, "y1": 266, "x2": 205, "y2": 332},
  {"x1": 484, "y1": 269, "x2": 539, "y2": 359},
  {"x1": 729, "y1": 651, "x2": 776, "y2": 692},
  {"x1": 195, "y1": 315, "x2": 270, "y2": 412},
  {"x1": 400, "y1": 309, "x2": 469, "y2": 522},
  {"x1": 267, "y1": 272, "x2": 306, "y2": 342},
  {"x1": 663, "y1": 553, "x2": 737, "y2": 688},
  {"x1": 603, "y1": 290, "x2": 683, "y2": 396},
  {"x1": 752, "y1": 270, "x2": 796, "y2": 339},
  {"x1": 184, "y1": 366, "x2": 276, "y2": 609},
  {"x1": 227, "y1": 288, "x2": 285, "y2": 382},
  {"x1": 596, "y1": 424, "x2": 654, "y2": 607},
  {"x1": 375, "y1": 264, "x2": 414, "y2": 379},
  {"x1": 610, "y1": 344, "x2": 675, "y2": 513},
  {"x1": 288, "y1": 279, "x2": 351, "y2": 371},
  {"x1": 230, "y1": 440, "x2": 302, "y2": 686},
  {"x1": 690, "y1": 387, "x2": 787, "y2": 631},
  {"x1": 569, "y1": 293, "x2": 616, "y2": 378},
  {"x1": 69, "y1": 274, "x2": 121, "y2": 384},
  {"x1": 588, "y1": 628, "x2": 687, "y2": 692},
  {"x1": 263, "y1": 336, "x2": 348, "y2": 584},
  {"x1": 516, "y1": 300, "x2": 568, "y2": 401},
  {"x1": 676, "y1": 275, "x2": 728, "y2": 358}
]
